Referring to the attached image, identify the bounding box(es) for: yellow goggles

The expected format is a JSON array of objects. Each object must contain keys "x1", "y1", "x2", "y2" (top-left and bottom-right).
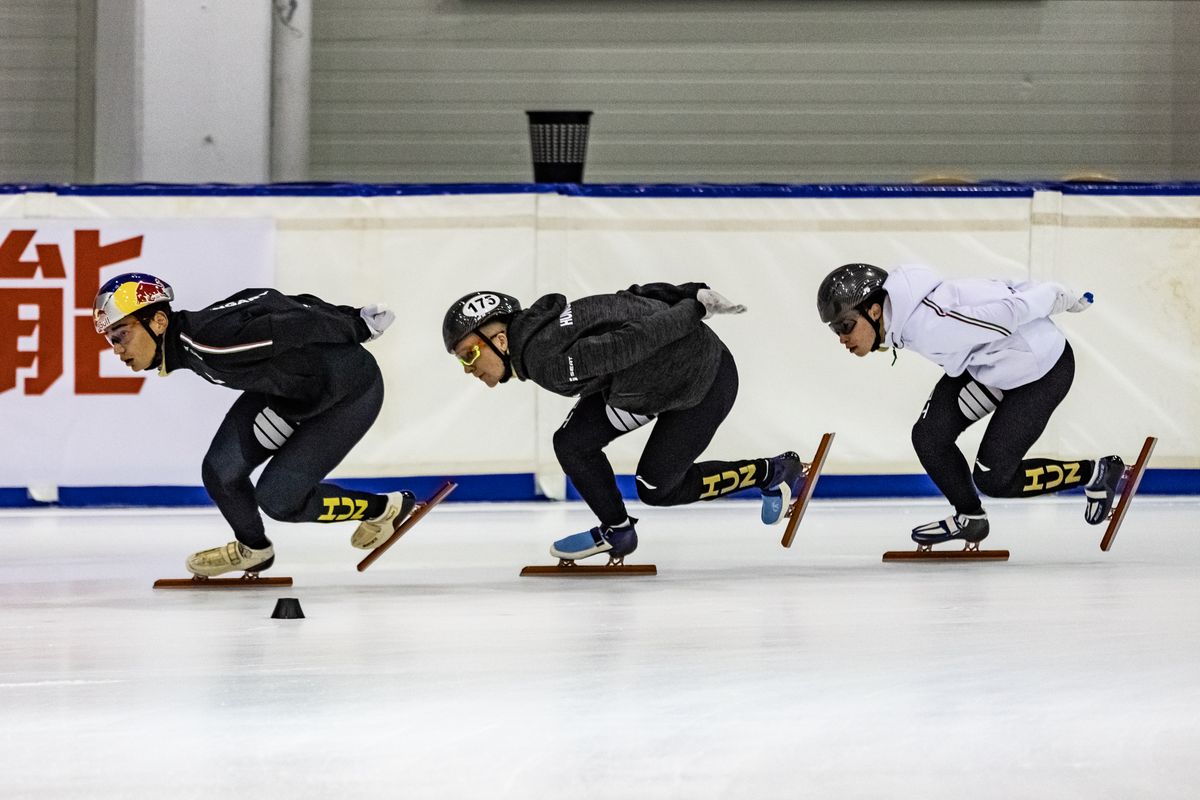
[{"x1": 458, "y1": 344, "x2": 483, "y2": 367}]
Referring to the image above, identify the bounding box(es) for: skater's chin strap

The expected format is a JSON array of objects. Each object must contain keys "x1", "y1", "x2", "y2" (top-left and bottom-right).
[
  {"x1": 475, "y1": 327, "x2": 515, "y2": 383},
  {"x1": 134, "y1": 310, "x2": 167, "y2": 372}
]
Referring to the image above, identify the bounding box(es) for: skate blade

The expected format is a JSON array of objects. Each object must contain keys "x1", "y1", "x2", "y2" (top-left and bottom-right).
[
  {"x1": 883, "y1": 546, "x2": 1008, "y2": 562},
  {"x1": 781, "y1": 432, "x2": 835, "y2": 549},
  {"x1": 154, "y1": 574, "x2": 294, "y2": 588},
  {"x1": 520, "y1": 564, "x2": 657, "y2": 577}
]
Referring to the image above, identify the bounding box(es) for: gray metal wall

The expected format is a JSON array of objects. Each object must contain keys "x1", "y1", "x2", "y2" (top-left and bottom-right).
[
  {"x1": 310, "y1": 0, "x2": 1200, "y2": 183},
  {"x1": 0, "y1": 0, "x2": 81, "y2": 183},
  {"x1": 2, "y1": 1, "x2": 1197, "y2": 185}
]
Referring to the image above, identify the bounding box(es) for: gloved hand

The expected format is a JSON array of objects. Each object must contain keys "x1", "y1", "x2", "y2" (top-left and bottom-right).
[
  {"x1": 696, "y1": 288, "x2": 747, "y2": 319},
  {"x1": 360, "y1": 304, "x2": 395, "y2": 341},
  {"x1": 1050, "y1": 285, "x2": 1094, "y2": 315}
]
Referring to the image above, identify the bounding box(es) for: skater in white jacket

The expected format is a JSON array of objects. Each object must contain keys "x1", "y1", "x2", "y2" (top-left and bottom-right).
[{"x1": 816, "y1": 262, "x2": 1124, "y2": 547}]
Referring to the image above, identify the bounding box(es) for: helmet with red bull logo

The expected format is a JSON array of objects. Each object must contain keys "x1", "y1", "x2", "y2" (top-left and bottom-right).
[{"x1": 93, "y1": 273, "x2": 174, "y2": 333}]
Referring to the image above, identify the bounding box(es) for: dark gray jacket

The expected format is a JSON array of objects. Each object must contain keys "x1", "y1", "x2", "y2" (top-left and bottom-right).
[
  {"x1": 161, "y1": 288, "x2": 376, "y2": 420},
  {"x1": 507, "y1": 284, "x2": 724, "y2": 415}
]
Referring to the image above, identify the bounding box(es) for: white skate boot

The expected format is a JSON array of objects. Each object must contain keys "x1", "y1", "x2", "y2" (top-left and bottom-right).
[
  {"x1": 351, "y1": 491, "x2": 416, "y2": 549},
  {"x1": 186, "y1": 541, "x2": 275, "y2": 577}
]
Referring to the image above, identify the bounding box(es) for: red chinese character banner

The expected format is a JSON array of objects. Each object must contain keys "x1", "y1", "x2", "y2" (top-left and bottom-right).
[{"x1": 0, "y1": 220, "x2": 274, "y2": 491}]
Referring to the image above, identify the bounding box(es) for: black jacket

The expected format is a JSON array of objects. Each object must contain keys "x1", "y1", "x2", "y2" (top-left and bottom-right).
[
  {"x1": 507, "y1": 283, "x2": 724, "y2": 415},
  {"x1": 160, "y1": 288, "x2": 376, "y2": 420}
]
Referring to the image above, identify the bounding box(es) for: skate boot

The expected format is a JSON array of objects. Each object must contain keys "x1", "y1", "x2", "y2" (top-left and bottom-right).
[
  {"x1": 1084, "y1": 455, "x2": 1125, "y2": 525},
  {"x1": 761, "y1": 451, "x2": 807, "y2": 525},
  {"x1": 549, "y1": 518, "x2": 639, "y2": 564},
  {"x1": 911, "y1": 512, "x2": 990, "y2": 545},
  {"x1": 187, "y1": 541, "x2": 275, "y2": 577},
  {"x1": 351, "y1": 491, "x2": 416, "y2": 549}
]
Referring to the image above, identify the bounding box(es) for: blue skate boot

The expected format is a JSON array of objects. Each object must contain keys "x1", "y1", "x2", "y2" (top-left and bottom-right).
[
  {"x1": 761, "y1": 451, "x2": 806, "y2": 525},
  {"x1": 550, "y1": 518, "x2": 638, "y2": 564},
  {"x1": 1084, "y1": 455, "x2": 1125, "y2": 525},
  {"x1": 911, "y1": 512, "x2": 990, "y2": 546}
]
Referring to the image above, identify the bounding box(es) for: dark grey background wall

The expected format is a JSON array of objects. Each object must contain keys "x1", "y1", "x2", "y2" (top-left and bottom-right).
[
  {"x1": 309, "y1": 0, "x2": 1200, "y2": 183},
  {"x1": 1, "y1": 0, "x2": 1198, "y2": 184},
  {"x1": 0, "y1": 0, "x2": 84, "y2": 183}
]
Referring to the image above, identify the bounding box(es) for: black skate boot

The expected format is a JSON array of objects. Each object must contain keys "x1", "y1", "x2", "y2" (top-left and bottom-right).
[
  {"x1": 1084, "y1": 455, "x2": 1125, "y2": 524},
  {"x1": 550, "y1": 517, "x2": 639, "y2": 563},
  {"x1": 911, "y1": 512, "x2": 990, "y2": 545}
]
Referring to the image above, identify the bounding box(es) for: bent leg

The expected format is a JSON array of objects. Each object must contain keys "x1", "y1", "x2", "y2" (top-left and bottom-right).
[
  {"x1": 911, "y1": 372, "x2": 984, "y2": 515},
  {"x1": 973, "y1": 344, "x2": 1094, "y2": 498},
  {"x1": 202, "y1": 392, "x2": 277, "y2": 548},
  {"x1": 254, "y1": 368, "x2": 388, "y2": 523},
  {"x1": 553, "y1": 393, "x2": 632, "y2": 527},
  {"x1": 635, "y1": 348, "x2": 765, "y2": 506}
]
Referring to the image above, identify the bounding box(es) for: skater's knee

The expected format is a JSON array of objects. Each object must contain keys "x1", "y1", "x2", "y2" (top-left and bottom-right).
[
  {"x1": 255, "y1": 478, "x2": 306, "y2": 521},
  {"x1": 636, "y1": 481, "x2": 667, "y2": 506},
  {"x1": 635, "y1": 473, "x2": 682, "y2": 506},
  {"x1": 553, "y1": 427, "x2": 598, "y2": 473},
  {"x1": 911, "y1": 418, "x2": 955, "y2": 459},
  {"x1": 552, "y1": 427, "x2": 577, "y2": 465},
  {"x1": 910, "y1": 420, "x2": 932, "y2": 454},
  {"x1": 973, "y1": 462, "x2": 1015, "y2": 497},
  {"x1": 201, "y1": 452, "x2": 243, "y2": 494}
]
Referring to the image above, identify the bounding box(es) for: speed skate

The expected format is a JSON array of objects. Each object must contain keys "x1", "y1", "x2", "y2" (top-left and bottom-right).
[
  {"x1": 520, "y1": 557, "x2": 658, "y2": 577},
  {"x1": 882, "y1": 541, "x2": 1010, "y2": 562},
  {"x1": 1100, "y1": 436, "x2": 1157, "y2": 551},
  {"x1": 780, "y1": 432, "x2": 835, "y2": 548},
  {"x1": 522, "y1": 513, "x2": 655, "y2": 576},
  {"x1": 357, "y1": 481, "x2": 458, "y2": 571},
  {"x1": 153, "y1": 573, "x2": 294, "y2": 589}
]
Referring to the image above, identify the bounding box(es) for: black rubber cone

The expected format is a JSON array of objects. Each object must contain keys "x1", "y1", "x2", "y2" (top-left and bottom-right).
[{"x1": 271, "y1": 597, "x2": 305, "y2": 619}]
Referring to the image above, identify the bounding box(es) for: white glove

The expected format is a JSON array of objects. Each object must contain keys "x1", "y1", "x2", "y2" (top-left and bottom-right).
[
  {"x1": 1049, "y1": 285, "x2": 1094, "y2": 315},
  {"x1": 696, "y1": 288, "x2": 747, "y2": 320},
  {"x1": 360, "y1": 304, "x2": 395, "y2": 341}
]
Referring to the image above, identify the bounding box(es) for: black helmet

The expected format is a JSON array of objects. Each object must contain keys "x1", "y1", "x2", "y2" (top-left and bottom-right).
[
  {"x1": 816, "y1": 263, "x2": 889, "y2": 324},
  {"x1": 442, "y1": 291, "x2": 522, "y2": 352}
]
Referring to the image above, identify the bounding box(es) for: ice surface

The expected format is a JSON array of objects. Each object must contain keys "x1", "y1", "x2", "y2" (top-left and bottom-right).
[{"x1": 1, "y1": 495, "x2": 1197, "y2": 799}]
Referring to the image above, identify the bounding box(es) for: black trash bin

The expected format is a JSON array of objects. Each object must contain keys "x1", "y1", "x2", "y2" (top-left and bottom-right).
[{"x1": 525, "y1": 110, "x2": 593, "y2": 183}]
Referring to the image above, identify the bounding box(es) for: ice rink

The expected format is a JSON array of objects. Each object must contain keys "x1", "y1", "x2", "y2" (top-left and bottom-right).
[{"x1": 2, "y1": 494, "x2": 1198, "y2": 799}]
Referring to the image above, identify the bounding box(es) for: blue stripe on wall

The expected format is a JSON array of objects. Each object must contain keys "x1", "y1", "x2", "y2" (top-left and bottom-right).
[{"x1": 2, "y1": 470, "x2": 1195, "y2": 508}]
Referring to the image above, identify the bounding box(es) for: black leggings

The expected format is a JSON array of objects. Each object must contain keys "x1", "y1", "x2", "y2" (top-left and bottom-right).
[
  {"x1": 553, "y1": 347, "x2": 770, "y2": 527},
  {"x1": 200, "y1": 367, "x2": 387, "y2": 548},
  {"x1": 911, "y1": 343, "x2": 1094, "y2": 515}
]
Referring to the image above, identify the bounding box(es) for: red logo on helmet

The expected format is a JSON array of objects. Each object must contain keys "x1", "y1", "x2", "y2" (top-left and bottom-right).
[{"x1": 135, "y1": 281, "x2": 164, "y2": 304}]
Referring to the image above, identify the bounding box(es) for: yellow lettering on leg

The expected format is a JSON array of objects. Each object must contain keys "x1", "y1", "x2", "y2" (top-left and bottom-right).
[
  {"x1": 318, "y1": 497, "x2": 340, "y2": 521},
  {"x1": 738, "y1": 464, "x2": 757, "y2": 489},
  {"x1": 1024, "y1": 467, "x2": 1046, "y2": 492},
  {"x1": 1044, "y1": 464, "x2": 1064, "y2": 490},
  {"x1": 699, "y1": 474, "x2": 723, "y2": 499}
]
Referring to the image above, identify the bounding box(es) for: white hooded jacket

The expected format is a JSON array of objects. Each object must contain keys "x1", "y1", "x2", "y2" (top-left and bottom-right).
[{"x1": 881, "y1": 265, "x2": 1066, "y2": 390}]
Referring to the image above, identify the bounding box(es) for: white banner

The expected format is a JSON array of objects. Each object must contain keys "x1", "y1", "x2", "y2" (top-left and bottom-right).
[
  {"x1": 1, "y1": 219, "x2": 274, "y2": 492},
  {"x1": 3, "y1": 190, "x2": 1197, "y2": 499}
]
